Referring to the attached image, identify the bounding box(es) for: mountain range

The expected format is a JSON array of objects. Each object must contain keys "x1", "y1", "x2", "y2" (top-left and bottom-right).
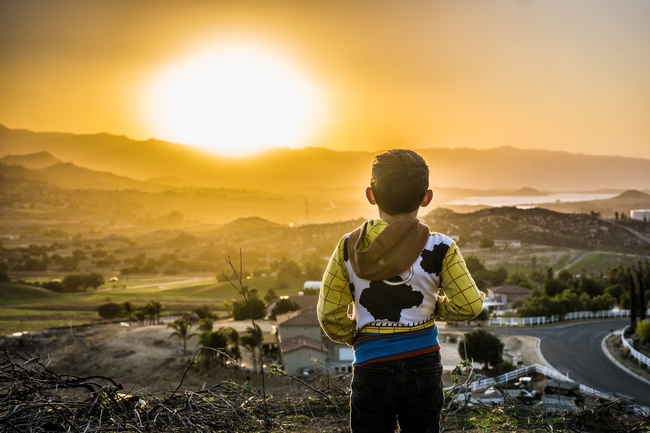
[{"x1": 2, "y1": 124, "x2": 650, "y2": 192}]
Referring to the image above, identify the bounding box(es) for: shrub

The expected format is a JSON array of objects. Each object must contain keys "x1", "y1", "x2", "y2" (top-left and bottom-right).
[
  {"x1": 270, "y1": 298, "x2": 301, "y2": 320},
  {"x1": 636, "y1": 320, "x2": 650, "y2": 344},
  {"x1": 458, "y1": 328, "x2": 504, "y2": 370},
  {"x1": 231, "y1": 297, "x2": 266, "y2": 320},
  {"x1": 98, "y1": 303, "x2": 122, "y2": 319}
]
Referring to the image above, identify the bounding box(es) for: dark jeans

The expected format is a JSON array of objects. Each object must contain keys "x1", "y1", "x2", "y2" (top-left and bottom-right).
[{"x1": 350, "y1": 351, "x2": 444, "y2": 433}]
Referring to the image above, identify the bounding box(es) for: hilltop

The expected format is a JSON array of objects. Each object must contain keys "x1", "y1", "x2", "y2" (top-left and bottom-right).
[{"x1": 2, "y1": 125, "x2": 650, "y2": 191}]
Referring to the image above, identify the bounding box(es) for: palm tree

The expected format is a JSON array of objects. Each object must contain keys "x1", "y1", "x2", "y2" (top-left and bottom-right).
[
  {"x1": 122, "y1": 301, "x2": 134, "y2": 325},
  {"x1": 240, "y1": 324, "x2": 263, "y2": 374},
  {"x1": 218, "y1": 326, "x2": 241, "y2": 364},
  {"x1": 168, "y1": 318, "x2": 197, "y2": 354},
  {"x1": 147, "y1": 300, "x2": 163, "y2": 324}
]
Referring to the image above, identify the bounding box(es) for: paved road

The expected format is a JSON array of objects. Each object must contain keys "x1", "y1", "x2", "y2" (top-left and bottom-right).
[{"x1": 495, "y1": 319, "x2": 650, "y2": 407}]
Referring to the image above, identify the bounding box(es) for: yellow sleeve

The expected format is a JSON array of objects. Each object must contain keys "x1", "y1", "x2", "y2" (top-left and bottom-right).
[
  {"x1": 436, "y1": 243, "x2": 485, "y2": 322},
  {"x1": 317, "y1": 236, "x2": 356, "y2": 345}
]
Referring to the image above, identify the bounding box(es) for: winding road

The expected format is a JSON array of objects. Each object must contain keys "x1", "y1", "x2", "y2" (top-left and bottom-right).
[{"x1": 496, "y1": 319, "x2": 650, "y2": 407}]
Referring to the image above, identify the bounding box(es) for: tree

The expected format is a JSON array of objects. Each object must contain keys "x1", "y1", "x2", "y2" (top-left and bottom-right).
[
  {"x1": 231, "y1": 296, "x2": 266, "y2": 320},
  {"x1": 168, "y1": 318, "x2": 197, "y2": 354},
  {"x1": 145, "y1": 300, "x2": 163, "y2": 324},
  {"x1": 122, "y1": 302, "x2": 134, "y2": 325},
  {"x1": 193, "y1": 305, "x2": 214, "y2": 320},
  {"x1": 240, "y1": 324, "x2": 263, "y2": 374},
  {"x1": 98, "y1": 302, "x2": 122, "y2": 320},
  {"x1": 544, "y1": 278, "x2": 569, "y2": 297},
  {"x1": 458, "y1": 328, "x2": 504, "y2": 370},
  {"x1": 217, "y1": 326, "x2": 241, "y2": 363},
  {"x1": 263, "y1": 288, "x2": 278, "y2": 304},
  {"x1": 270, "y1": 298, "x2": 301, "y2": 320},
  {"x1": 589, "y1": 293, "x2": 616, "y2": 311},
  {"x1": 62, "y1": 274, "x2": 85, "y2": 292},
  {"x1": 578, "y1": 276, "x2": 605, "y2": 297},
  {"x1": 198, "y1": 328, "x2": 229, "y2": 367},
  {"x1": 464, "y1": 255, "x2": 485, "y2": 273},
  {"x1": 83, "y1": 272, "x2": 104, "y2": 290}
]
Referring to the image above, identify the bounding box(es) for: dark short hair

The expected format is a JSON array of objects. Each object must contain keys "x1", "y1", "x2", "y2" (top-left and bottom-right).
[{"x1": 370, "y1": 149, "x2": 429, "y2": 215}]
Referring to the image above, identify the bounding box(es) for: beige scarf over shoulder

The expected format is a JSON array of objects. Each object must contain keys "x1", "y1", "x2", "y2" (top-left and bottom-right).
[{"x1": 347, "y1": 218, "x2": 430, "y2": 282}]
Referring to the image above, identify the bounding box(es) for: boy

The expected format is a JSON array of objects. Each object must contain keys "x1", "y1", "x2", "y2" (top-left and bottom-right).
[{"x1": 318, "y1": 149, "x2": 485, "y2": 433}]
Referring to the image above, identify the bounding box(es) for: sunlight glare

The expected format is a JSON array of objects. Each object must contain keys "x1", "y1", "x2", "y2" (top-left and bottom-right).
[{"x1": 144, "y1": 41, "x2": 326, "y2": 156}]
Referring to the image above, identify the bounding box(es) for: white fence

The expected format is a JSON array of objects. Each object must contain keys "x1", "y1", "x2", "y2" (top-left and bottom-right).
[
  {"x1": 464, "y1": 363, "x2": 649, "y2": 414},
  {"x1": 467, "y1": 363, "x2": 567, "y2": 392},
  {"x1": 621, "y1": 325, "x2": 650, "y2": 371},
  {"x1": 488, "y1": 316, "x2": 559, "y2": 326},
  {"x1": 488, "y1": 309, "x2": 650, "y2": 327}
]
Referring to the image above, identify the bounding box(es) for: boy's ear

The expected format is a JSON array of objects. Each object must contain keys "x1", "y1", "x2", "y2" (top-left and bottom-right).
[
  {"x1": 420, "y1": 189, "x2": 433, "y2": 207},
  {"x1": 366, "y1": 187, "x2": 377, "y2": 205}
]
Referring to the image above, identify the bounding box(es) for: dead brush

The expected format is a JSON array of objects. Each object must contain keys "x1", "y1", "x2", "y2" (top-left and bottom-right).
[{"x1": 0, "y1": 344, "x2": 351, "y2": 433}]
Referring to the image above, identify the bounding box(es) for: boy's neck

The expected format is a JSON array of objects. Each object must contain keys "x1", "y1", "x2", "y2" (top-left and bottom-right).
[{"x1": 378, "y1": 209, "x2": 419, "y2": 224}]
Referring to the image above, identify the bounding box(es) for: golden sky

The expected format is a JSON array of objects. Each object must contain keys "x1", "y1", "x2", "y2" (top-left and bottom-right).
[{"x1": 1, "y1": 0, "x2": 649, "y2": 158}]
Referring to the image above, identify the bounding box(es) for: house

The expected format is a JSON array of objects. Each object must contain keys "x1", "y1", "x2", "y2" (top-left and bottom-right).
[
  {"x1": 631, "y1": 209, "x2": 650, "y2": 221},
  {"x1": 493, "y1": 240, "x2": 521, "y2": 248},
  {"x1": 275, "y1": 306, "x2": 352, "y2": 375},
  {"x1": 487, "y1": 285, "x2": 531, "y2": 310},
  {"x1": 276, "y1": 307, "x2": 328, "y2": 375}
]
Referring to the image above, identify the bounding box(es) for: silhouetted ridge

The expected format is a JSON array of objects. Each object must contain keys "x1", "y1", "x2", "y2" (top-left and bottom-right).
[
  {"x1": 220, "y1": 217, "x2": 282, "y2": 233},
  {"x1": 615, "y1": 190, "x2": 650, "y2": 200}
]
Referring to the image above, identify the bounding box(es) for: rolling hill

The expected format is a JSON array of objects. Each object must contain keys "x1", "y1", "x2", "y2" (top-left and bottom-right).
[{"x1": 2, "y1": 124, "x2": 650, "y2": 192}]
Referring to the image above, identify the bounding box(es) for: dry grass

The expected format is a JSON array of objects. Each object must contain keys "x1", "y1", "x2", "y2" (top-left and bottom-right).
[{"x1": 2, "y1": 343, "x2": 649, "y2": 433}]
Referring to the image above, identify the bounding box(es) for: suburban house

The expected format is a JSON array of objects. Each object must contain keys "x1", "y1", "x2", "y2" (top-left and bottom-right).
[
  {"x1": 493, "y1": 239, "x2": 522, "y2": 248},
  {"x1": 275, "y1": 307, "x2": 328, "y2": 375},
  {"x1": 275, "y1": 305, "x2": 353, "y2": 376},
  {"x1": 631, "y1": 209, "x2": 650, "y2": 221},
  {"x1": 487, "y1": 285, "x2": 532, "y2": 310}
]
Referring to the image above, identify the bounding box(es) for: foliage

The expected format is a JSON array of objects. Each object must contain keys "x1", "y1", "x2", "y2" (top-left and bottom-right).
[
  {"x1": 39, "y1": 272, "x2": 105, "y2": 292},
  {"x1": 167, "y1": 318, "x2": 197, "y2": 354},
  {"x1": 458, "y1": 328, "x2": 504, "y2": 370},
  {"x1": 464, "y1": 255, "x2": 485, "y2": 273},
  {"x1": 270, "y1": 297, "x2": 301, "y2": 320},
  {"x1": 98, "y1": 302, "x2": 122, "y2": 319},
  {"x1": 231, "y1": 295, "x2": 266, "y2": 320},
  {"x1": 192, "y1": 305, "x2": 215, "y2": 319},
  {"x1": 240, "y1": 324, "x2": 263, "y2": 373},
  {"x1": 544, "y1": 277, "x2": 569, "y2": 297},
  {"x1": 636, "y1": 319, "x2": 650, "y2": 344}
]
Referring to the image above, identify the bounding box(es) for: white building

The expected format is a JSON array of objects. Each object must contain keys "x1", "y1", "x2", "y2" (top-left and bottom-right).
[{"x1": 630, "y1": 209, "x2": 650, "y2": 221}]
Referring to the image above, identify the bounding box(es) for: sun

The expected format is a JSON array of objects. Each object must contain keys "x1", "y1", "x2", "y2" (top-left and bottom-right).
[{"x1": 143, "y1": 41, "x2": 327, "y2": 156}]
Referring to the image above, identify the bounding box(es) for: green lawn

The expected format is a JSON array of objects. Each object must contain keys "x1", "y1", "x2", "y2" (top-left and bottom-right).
[{"x1": 0, "y1": 275, "x2": 307, "y2": 335}]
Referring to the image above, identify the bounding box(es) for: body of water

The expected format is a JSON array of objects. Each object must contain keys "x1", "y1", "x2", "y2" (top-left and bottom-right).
[{"x1": 443, "y1": 193, "x2": 618, "y2": 207}]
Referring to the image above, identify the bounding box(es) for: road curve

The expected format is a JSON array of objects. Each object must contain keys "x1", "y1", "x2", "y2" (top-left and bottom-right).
[{"x1": 496, "y1": 319, "x2": 650, "y2": 407}]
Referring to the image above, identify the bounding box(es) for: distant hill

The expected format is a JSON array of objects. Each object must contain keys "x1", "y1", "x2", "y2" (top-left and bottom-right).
[
  {"x1": 424, "y1": 206, "x2": 650, "y2": 254},
  {"x1": 2, "y1": 125, "x2": 650, "y2": 191},
  {"x1": 528, "y1": 190, "x2": 650, "y2": 217},
  {"x1": 0, "y1": 151, "x2": 61, "y2": 169},
  {"x1": 0, "y1": 161, "x2": 170, "y2": 192},
  {"x1": 219, "y1": 217, "x2": 284, "y2": 233}
]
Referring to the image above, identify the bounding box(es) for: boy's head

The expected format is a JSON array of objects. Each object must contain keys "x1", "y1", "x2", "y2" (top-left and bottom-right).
[{"x1": 368, "y1": 149, "x2": 430, "y2": 216}]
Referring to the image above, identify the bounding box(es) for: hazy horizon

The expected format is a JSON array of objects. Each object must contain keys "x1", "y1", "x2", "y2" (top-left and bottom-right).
[{"x1": 1, "y1": 1, "x2": 650, "y2": 160}]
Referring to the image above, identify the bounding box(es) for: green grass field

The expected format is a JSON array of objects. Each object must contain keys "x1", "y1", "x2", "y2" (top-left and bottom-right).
[{"x1": 0, "y1": 275, "x2": 306, "y2": 335}]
